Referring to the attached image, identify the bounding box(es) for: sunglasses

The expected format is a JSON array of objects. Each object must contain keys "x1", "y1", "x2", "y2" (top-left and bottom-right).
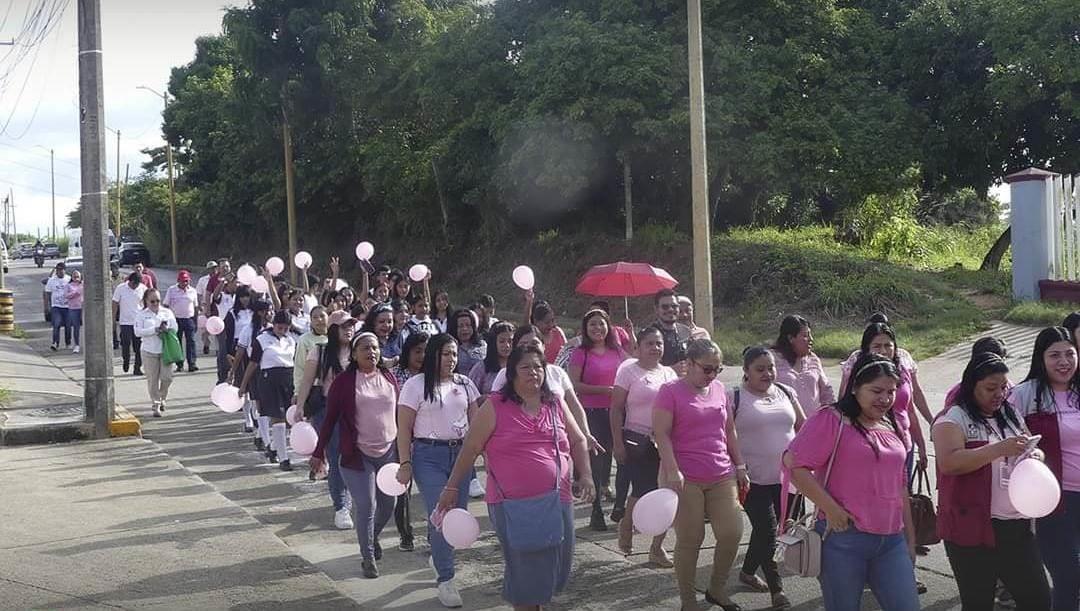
[
  {"x1": 693, "y1": 361, "x2": 723, "y2": 375},
  {"x1": 659, "y1": 303, "x2": 678, "y2": 310},
  {"x1": 147, "y1": 299, "x2": 160, "y2": 304}
]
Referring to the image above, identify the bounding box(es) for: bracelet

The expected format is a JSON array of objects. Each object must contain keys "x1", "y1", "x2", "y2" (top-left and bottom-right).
[
  {"x1": 443, "y1": 486, "x2": 458, "y2": 492},
  {"x1": 735, "y1": 464, "x2": 748, "y2": 471}
]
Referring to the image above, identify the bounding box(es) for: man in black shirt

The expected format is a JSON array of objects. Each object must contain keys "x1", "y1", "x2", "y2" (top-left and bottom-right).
[{"x1": 653, "y1": 289, "x2": 692, "y2": 373}]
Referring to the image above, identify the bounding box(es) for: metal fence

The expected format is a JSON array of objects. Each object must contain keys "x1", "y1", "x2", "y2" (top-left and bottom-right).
[{"x1": 1051, "y1": 173, "x2": 1080, "y2": 281}]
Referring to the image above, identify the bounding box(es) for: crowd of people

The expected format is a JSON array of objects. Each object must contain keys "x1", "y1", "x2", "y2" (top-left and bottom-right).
[{"x1": 78, "y1": 254, "x2": 1080, "y2": 611}]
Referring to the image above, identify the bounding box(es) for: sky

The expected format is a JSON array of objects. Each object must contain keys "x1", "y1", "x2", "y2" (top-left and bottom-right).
[{"x1": 0, "y1": 0, "x2": 232, "y2": 240}]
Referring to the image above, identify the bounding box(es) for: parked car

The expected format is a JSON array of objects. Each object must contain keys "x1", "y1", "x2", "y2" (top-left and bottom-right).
[
  {"x1": 43, "y1": 243, "x2": 60, "y2": 258},
  {"x1": 41, "y1": 260, "x2": 82, "y2": 322},
  {"x1": 16, "y1": 243, "x2": 34, "y2": 259},
  {"x1": 118, "y1": 242, "x2": 151, "y2": 266}
]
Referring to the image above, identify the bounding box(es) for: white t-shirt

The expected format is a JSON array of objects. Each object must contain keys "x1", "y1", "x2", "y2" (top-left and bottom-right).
[
  {"x1": 399, "y1": 373, "x2": 480, "y2": 440},
  {"x1": 731, "y1": 384, "x2": 798, "y2": 485},
  {"x1": 218, "y1": 293, "x2": 235, "y2": 318},
  {"x1": 112, "y1": 283, "x2": 147, "y2": 325},
  {"x1": 196, "y1": 274, "x2": 211, "y2": 298},
  {"x1": 491, "y1": 363, "x2": 573, "y2": 399},
  {"x1": 250, "y1": 329, "x2": 297, "y2": 370},
  {"x1": 615, "y1": 359, "x2": 678, "y2": 436},
  {"x1": 45, "y1": 275, "x2": 71, "y2": 308}
]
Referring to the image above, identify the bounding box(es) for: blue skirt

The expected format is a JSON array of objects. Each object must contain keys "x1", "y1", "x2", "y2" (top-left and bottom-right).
[{"x1": 488, "y1": 501, "x2": 574, "y2": 606}]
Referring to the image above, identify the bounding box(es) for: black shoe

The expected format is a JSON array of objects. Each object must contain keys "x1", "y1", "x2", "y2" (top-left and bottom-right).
[
  {"x1": 122, "y1": 363, "x2": 129, "y2": 373},
  {"x1": 589, "y1": 510, "x2": 608, "y2": 532},
  {"x1": 704, "y1": 591, "x2": 741, "y2": 611},
  {"x1": 374, "y1": 540, "x2": 383, "y2": 560},
  {"x1": 203, "y1": 345, "x2": 210, "y2": 355},
  {"x1": 611, "y1": 507, "x2": 625, "y2": 523},
  {"x1": 398, "y1": 538, "x2": 415, "y2": 552},
  {"x1": 189, "y1": 365, "x2": 199, "y2": 372},
  {"x1": 254, "y1": 437, "x2": 265, "y2": 451},
  {"x1": 175, "y1": 365, "x2": 184, "y2": 373},
  {"x1": 266, "y1": 449, "x2": 278, "y2": 464},
  {"x1": 361, "y1": 560, "x2": 378, "y2": 579},
  {"x1": 50, "y1": 344, "x2": 57, "y2": 351},
  {"x1": 133, "y1": 368, "x2": 143, "y2": 376},
  {"x1": 916, "y1": 580, "x2": 927, "y2": 595},
  {"x1": 916, "y1": 545, "x2": 930, "y2": 556},
  {"x1": 243, "y1": 424, "x2": 254, "y2": 434},
  {"x1": 279, "y1": 460, "x2": 293, "y2": 472}
]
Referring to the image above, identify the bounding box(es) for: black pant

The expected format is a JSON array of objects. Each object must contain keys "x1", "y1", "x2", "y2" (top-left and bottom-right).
[
  {"x1": 395, "y1": 481, "x2": 413, "y2": 544},
  {"x1": 586, "y1": 408, "x2": 613, "y2": 516},
  {"x1": 176, "y1": 316, "x2": 197, "y2": 368},
  {"x1": 119, "y1": 324, "x2": 142, "y2": 371},
  {"x1": 742, "y1": 483, "x2": 793, "y2": 594},
  {"x1": 945, "y1": 519, "x2": 1052, "y2": 611}
]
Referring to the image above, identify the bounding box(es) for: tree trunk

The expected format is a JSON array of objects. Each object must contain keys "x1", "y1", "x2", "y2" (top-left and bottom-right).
[{"x1": 980, "y1": 226, "x2": 1011, "y2": 271}]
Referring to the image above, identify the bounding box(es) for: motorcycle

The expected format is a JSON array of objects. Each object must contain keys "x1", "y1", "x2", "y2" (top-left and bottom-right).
[{"x1": 33, "y1": 247, "x2": 45, "y2": 268}]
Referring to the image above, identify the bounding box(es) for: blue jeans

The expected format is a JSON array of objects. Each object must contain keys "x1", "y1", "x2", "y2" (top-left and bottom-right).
[
  {"x1": 310, "y1": 407, "x2": 348, "y2": 512},
  {"x1": 67, "y1": 308, "x2": 82, "y2": 347},
  {"x1": 1036, "y1": 490, "x2": 1080, "y2": 611},
  {"x1": 51, "y1": 306, "x2": 70, "y2": 346},
  {"x1": 175, "y1": 316, "x2": 197, "y2": 368},
  {"x1": 340, "y1": 448, "x2": 397, "y2": 562},
  {"x1": 815, "y1": 521, "x2": 919, "y2": 611},
  {"x1": 412, "y1": 441, "x2": 470, "y2": 583}
]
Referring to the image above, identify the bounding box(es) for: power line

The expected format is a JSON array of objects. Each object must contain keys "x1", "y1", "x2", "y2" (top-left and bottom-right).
[
  {"x1": 0, "y1": 140, "x2": 80, "y2": 167},
  {"x1": 2, "y1": 157, "x2": 78, "y2": 181},
  {"x1": 0, "y1": 176, "x2": 75, "y2": 198}
]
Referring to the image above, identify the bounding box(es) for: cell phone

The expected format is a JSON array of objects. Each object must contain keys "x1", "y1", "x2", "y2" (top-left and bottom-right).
[
  {"x1": 358, "y1": 259, "x2": 375, "y2": 275},
  {"x1": 1024, "y1": 434, "x2": 1043, "y2": 452}
]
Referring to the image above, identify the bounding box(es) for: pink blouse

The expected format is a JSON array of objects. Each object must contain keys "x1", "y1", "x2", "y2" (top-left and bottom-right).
[
  {"x1": 484, "y1": 395, "x2": 573, "y2": 503},
  {"x1": 772, "y1": 350, "x2": 835, "y2": 416}
]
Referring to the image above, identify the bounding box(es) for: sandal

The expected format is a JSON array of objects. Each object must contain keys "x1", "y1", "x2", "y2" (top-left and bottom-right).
[
  {"x1": 738, "y1": 571, "x2": 769, "y2": 593},
  {"x1": 771, "y1": 591, "x2": 792, "y2": 610},
  {"x1": 648, "y1": 548, "x2": 673, "y2": 568},
  {"x1": 704, "y1": 591, "x2": 741, "y2": 611}
]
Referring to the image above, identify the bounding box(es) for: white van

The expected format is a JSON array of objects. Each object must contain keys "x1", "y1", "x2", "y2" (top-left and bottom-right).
[
  {"x1": 0, "y1": 237, "x2": 9, "y2": 273},
  {"x1": 67, "y1": 228, "x2": 118, "y2": 263}
]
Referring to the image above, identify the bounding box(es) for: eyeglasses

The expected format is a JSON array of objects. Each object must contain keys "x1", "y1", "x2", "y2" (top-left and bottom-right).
[
  {"x1": 147, "y1": 300, "x2": 160, "y2": 304},
  {"x1": 659, "y1": 303, "x2": 678, "y2": 310},
  {"x1": 693, "y1": 361, "x2": 723, "y2": 375}
]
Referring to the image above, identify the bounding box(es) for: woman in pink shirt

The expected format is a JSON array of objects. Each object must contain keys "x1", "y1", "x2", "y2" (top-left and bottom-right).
[
  {"x1": 436, "y1": 345, "x2": 594, "y2": 610},
  {"x1": 654, "y1": 339, "x2": 748, "y2": 611},
  {"x1": 783, "y1": 353, "x2": 919, "y2": 611},
  {"x1": 772, "y1": 314, "x2": 834, "y2": 416},
  {"x1": 568, "y1": 308, "x2": 627, "y2": 532},
  {"x1": 610, "y1": 326, "x2": 678, "y2": 563},
  {"x1": 310, "y1": 332, "x2": 399, "y2": 580},
  {"x1": 65, "y1": 270, "x2": 84, "y2": 353}
]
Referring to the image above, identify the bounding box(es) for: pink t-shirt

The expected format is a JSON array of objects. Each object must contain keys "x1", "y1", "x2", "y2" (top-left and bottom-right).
[
  {"x1": 353, "y1": 370, "x2": 398, "y2": 457},
  {"x1": 614, "y1": 359, "x2": 678, "y2": 436},
  {"x1": 772, "y1": 351, "x2": 834, "y2": 416},
  {"x1": 65, "y1": 282, "x2": 84, "y2": 310},
  {"x1": 654, "y1": 379, "x2": 734, "y2": 483},
  {"x1": 786, "y1": 408, "x2": 907, "y2": 535},
  {"x1": 569, "y1": 347, "x2": 624, "y2": 409},
  {"x1": 1054, "y1": 390, "x2": 1080, "y2": 492},
  {"x1": 484, "y1": 395, "x2": 573, "y2": 503}
]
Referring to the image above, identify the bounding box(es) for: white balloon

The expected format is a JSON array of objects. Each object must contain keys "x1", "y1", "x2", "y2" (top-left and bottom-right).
[
  {"x1": 1008, "y1": 458, "x2": 1061, "y2": 518},
  {"x1": 285, "y1": 404, "x2": 301, "y2": 425},
  {"x1": 250, "y1": 276, "x2": 269, "y2": 295},
  {"x1": 294, "y1": 251, "x2": 313, "y2": 269},
  {"x1": 265, "y1": 256, "x2": 285, "y2": 276},
  {"x1": 408, "y1": 264, "x2": 429, "y2": 282},
  {"x1": 210, "y1": 383, "x2": 244, "y2": 413},
  {"x1": 632, "y1": 488, "x2": 679, "y2": 536},
  {"x1": 355, "y1": 241, "x2": 375, "y2": 261},
  {"x1": 206, "y1": 316, "x2": 225, "y2": 335},
  {"x1": 236, "y1": 264, "x2": 257, "y2": 285},
  {"x1": 441, "y1": 508, "x2": 481, "y2": 549},
  {"x1": 376, "y1": 463, "x2": 408, "y2": 496},
  {"x1": 290, "y1": 422, "x2": 319, "y2": 456},
  {"x1": 512, "y1": 265, "x2": 535, "y2": 290}
]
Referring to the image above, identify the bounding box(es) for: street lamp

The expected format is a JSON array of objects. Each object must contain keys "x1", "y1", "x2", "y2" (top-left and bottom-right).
[
  {"x1": 136, "y1": 84, "x2": 178, "y2": 265},
  {"x1": 104, "y1": 126, "x2": 121, "y2": 239},
  {"x1": 33, "y1": 145, "x2": 55, "y2": 240}
]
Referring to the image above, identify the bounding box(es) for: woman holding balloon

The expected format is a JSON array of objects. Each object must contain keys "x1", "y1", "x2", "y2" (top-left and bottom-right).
[
  {"x1": 437, "y1": 344, "x2": 595, "y2": 611},
  {"x1": 311, "y1": 332, "x2": 400, "y2": 579},
  {"x1": 1009, "y1": 326, "x2": 1080, "y2": 611},
  {"x1": 934, "y1": 351, "x2": 1052, "y2": 610},
  {"x1": 395, "y1": 333, "x2": 482, "y2": 608}
]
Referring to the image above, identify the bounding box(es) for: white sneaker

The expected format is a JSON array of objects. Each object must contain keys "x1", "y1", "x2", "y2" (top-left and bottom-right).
[
  {"x1": 468, "y1": 478, "x2": 485, "y2": 498},
  {"x1": 437, "y1": 579, "x2": 463, "y2": 608},
  {"x1": 334, "y1": 507, "x2": 354, "y2": 530},
  {"x1": 73, "y1": 345, "x2": 80, "y2": 353},
  {"x1": 152, "y1": 402, "x2": 163, "y2": 418}
]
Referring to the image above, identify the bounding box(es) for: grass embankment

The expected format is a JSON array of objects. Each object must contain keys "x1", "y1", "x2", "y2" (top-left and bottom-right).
[
  {"x1": 1004, "y1": 301, "x2": 1080, "y2": 327},
  {"x1": 431, "y1": 224, "x2": 1008, "y2": 364}
]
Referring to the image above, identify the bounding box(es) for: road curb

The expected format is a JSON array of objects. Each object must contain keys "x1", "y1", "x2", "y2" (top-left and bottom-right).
[{"x1": 110, "y1": 403, "x2": 142, "y2": 437}]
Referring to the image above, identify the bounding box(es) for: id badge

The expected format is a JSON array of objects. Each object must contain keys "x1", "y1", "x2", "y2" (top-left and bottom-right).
[{"x1": 999, "y1": 458, "x2": 1013, "y2": 489}]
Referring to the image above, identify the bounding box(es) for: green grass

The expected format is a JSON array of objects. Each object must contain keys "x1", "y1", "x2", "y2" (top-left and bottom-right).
[
  {"x1": 9, "y1": 325, "x2": 26, "y2": 339},
  {"x1": 1004, "y1": 301, "x2": 1080, "y2": 327},
  {"x1": 0, "y1": 386, "x2": 10, "y2": 406}
]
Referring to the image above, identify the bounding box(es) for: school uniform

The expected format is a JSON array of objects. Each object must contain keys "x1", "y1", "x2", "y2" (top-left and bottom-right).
[{"x1": 250, "y1": 328, "x2": 297, "y2": 420}]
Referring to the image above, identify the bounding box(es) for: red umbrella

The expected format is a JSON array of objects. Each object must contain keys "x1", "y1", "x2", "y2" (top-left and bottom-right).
[{"x1": 575, "y1": 262, "x2": 679, "y2": 316}]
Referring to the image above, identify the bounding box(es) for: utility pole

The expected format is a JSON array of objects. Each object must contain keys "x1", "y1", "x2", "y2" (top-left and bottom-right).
[
  {"x1": 136, "y1": 85, "x2": 177, "y2": 264},
  {"x1": 114, "y1": 129, "x2": 120, "y2": 237},
  {"x1": 50, "y1": 148, "x2": 56, "y2": 240},
  {"x1": 282, "y1": 110, "x2": 298, "y2": 285},
  {"x1": 78, "y1": 0, "x2": 114, "y2": 438},
  {"x1": 119, "y1": 162, "x2": 128, "y2": 237},
  {"x1": 686, "y1": 0, "x2": 714, "y2": 337}
]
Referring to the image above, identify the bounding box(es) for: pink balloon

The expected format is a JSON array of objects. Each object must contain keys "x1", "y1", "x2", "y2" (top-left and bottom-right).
[
  {"x1": 632, "y1": 487, "x2": 679, "y2": 536},
  {"x1": 265, "y1": 256, "x2": 285, "y2": 276},
  {"x1": 205, "y1": 316, "x2": 225, "y2": 336},
  {"x1": 290, "y1": 422, "x2": 318, "y2": 456},
  {"x1": 376, "y1": 463, "x2": 407, "y2": 496},
  {"x1": 250, "y1": 276, "x2": 269, "y2": 295},
  {"x1": 355, "y1": 241, "x2": 375, "y2": 261},
  {"x1": 294, "y1": 251, "x2": 313, "y2": 269},
  {"x1": 512, "y1": 265, "x2": 535, "y2": 290},
  {"x1": 210, "y1": 383, "x2": 244, "y2": 413},
  {"x1": 197, "y1": 314, "x2": 208, "y2": 330},
  {"x1": 408, "y1": 264, "x2": 429, "y2": 282},
  {"x1": 1008, "y1": 458, "x2": 1060, "y2": 518},
  {"x1": 285, "y1": 404, "x2": 301, "y2": 425},
  {"x1": 236, "y1": 264, "x2": 257, "y2": 285},
  {"x1": 441, "y1": 508, "x2": 480, "y2": 549}
]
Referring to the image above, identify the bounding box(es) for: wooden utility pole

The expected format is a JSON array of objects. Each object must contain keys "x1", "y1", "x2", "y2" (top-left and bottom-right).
[
  {"x1": 78, "y1": 0, "x2": 115, "y2": 437},
  {"x1": 623, "y1": 158, "x2": 633, "y2": 242},
  {"x1": 49, "y1": 149, "x2": 56, "y2": 240},
  {"x1": 119, "y1": 162, "x2": 128, "y2": 237},
  {"x1": 282, "y1": 110, "x2": 298, "y2": 284},
  {"x1": 686, "y1": 0, "x2": 714, "y2": 336}
]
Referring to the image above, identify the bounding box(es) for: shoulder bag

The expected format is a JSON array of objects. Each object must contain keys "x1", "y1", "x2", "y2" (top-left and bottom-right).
[
  {"x1": 489, "y1": 402, "x2": 566, "y2": 552},
  {"x1": 909, "y1": 466, "x2": 940, "y2": 546},
  {"x1": 775, "y1": 410, "x2": 846, "y2": 578}
]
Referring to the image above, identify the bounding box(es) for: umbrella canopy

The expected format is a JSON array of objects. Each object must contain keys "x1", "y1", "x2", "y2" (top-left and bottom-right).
[{"x1": 575, "y1": 261, "x2": 679, "y2": 297}]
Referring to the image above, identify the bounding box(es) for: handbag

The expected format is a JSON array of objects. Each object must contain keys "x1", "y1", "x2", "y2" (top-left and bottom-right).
[
  {"x1": 776, "y1": 410, "x2": 846, "y2": 578},
  {"x1": 489, "y1": 403, "x2": 565, "y2": 553},
  {"x1": 909, "y1": 466, "x2": 940, "y2": 546},
  {"x1": 161, "y1": 329, "x2": 184, "y2": 365}
]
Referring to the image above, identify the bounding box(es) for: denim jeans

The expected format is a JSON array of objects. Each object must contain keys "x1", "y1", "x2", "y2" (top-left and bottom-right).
[
  {"x1": 310, "y1": 407, "x2": 349, "y2": 512},
  {"x1": 412, "y1": 441, "x2": 470, "y2": 583},
  {"x1": 67, "y1": 308, "x2": 82, "y2": 347},
  {"x1": 815, "y1": 520, "x2": 919, "y2": 611},
  {"x1": 51, "y1": 306, "x2": 70, "y2": 346},
  {"x1": 1036, "y1": 490, "x2": 1080, "y2": 611},
  {"x1": 176, "y1": 316, "x2": 197, "y2": 368},
  {"x1": 340, "y1": 447, "x2": 397, "y2": 562}
]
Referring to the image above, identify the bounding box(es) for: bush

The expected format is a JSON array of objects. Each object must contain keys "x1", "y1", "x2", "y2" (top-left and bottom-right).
[{"x1": 918, "y1": 188, "x2": 1002, "y2": 227}]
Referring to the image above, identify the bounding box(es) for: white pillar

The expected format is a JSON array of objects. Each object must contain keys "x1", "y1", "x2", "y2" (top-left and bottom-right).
[{"x1": 1007, "y1": 168, "x2": 1058, "y2": 300}]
